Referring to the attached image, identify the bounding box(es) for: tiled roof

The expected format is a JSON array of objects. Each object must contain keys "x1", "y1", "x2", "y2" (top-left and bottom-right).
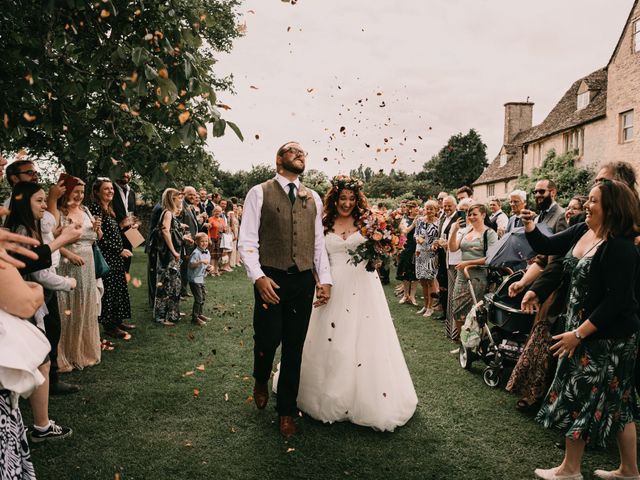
[
  {"x1": 515, "y1": 67, "x2": 608, "y2": 145},
  {"x1": 473, "y1": 145, "x2": 522, "y2": 185}
]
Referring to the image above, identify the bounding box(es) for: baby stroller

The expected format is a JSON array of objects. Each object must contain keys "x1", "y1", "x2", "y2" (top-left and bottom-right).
[{"x1": 458, "y1": 267, "x2": 535, "y2": 388}]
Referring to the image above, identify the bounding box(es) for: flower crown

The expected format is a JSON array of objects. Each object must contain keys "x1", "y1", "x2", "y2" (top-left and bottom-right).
[{"x1": 330, "y1": 175, "x2": 364, "y2": 192}]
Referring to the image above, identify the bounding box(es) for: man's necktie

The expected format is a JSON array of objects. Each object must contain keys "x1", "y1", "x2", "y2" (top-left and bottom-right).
[{"x1": 287, "y1": 183, "x2": 296, "y2": 205}]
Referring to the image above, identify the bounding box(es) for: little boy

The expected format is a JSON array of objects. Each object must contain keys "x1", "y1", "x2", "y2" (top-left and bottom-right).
[{"x1": 188, "y1": 232, "x2": 212, "y2": 326}]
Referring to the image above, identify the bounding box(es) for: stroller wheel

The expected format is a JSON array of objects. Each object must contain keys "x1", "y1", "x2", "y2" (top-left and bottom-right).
[
  {"x1": 483, "y1": 367, "x2": 501, "y2": 388},
  {"x1": 459, "y1": 347, "x2": 473, "y2": 370}
]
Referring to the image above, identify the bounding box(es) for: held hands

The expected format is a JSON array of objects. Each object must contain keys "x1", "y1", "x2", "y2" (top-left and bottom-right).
[
  {"x1": 313, "y1": 284, "x2": 331, "y2": 307},
  {"x1": 520, "y1": 290, "x2": 540, "y2": 314},
  {"x1": 256, "y1": 276, "x2": 280, "y2": 304}
]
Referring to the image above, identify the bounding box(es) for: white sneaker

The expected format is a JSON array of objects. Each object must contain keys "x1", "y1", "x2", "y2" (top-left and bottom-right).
[
  {"x1": 399, "y1": 297, "x2": 407, "y2": 304},
  {"x1": 423, "y1": 308, "x2": 433, "y2": 317},
  {"x1": 449, "y1": 347, "x2": 460, "y2": 354},
  {"x1": 416, "y1": 307, "x2": 426, "y2": 315}
]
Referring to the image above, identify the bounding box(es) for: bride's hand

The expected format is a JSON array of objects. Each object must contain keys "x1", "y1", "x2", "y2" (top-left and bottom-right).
[{"x1": 313, "y1": 284, "x2": 331, "y2": 307}]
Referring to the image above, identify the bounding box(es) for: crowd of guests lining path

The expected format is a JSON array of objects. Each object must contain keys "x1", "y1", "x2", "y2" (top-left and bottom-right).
[{"x1": 0, "y1": 153, "x2": 639, "y2": 480}]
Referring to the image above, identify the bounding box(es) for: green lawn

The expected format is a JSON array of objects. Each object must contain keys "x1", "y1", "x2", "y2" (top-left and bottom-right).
[{"x1": 26, "y1": 251, "x2": 629, "y2": 479}]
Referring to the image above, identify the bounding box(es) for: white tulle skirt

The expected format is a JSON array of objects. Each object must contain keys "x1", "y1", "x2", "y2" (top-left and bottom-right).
[{"x1": 276, "y1": 261, "x2": 418, "y2": 432}]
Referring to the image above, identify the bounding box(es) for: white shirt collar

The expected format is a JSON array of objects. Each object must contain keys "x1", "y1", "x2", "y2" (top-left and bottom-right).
[{"x1": 275, "y1": 173, "x2": 300, "y2": 191}]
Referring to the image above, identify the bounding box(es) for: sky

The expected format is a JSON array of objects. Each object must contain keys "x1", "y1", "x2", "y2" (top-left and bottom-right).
[{"x1": 207, "y1": 0, "x2": 634, "y2": 176}]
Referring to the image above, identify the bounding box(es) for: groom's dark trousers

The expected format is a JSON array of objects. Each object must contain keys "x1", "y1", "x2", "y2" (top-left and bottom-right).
[{"x1": 253, "y1": 266, "x2": 315, "y2": 416}]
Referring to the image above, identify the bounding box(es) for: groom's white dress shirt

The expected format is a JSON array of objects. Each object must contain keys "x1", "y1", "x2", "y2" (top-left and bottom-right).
[{"x1": 238, "y1": 174, "x2": 332, "y2": 285}]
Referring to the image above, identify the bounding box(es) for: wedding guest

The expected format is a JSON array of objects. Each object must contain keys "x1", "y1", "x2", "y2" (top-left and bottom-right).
[
  {"x1": 89, "y1": 178, "x2": 134, "y2": 340},
  {"x1": 3, "y1": 184, "x2": 74, "y2": 443},
  {"x1": 533, "y1": 179, "x2": 567, "y2": 233},
  {"x1": 396, "y1": 200, "x2": 420, "y2": 306},
  {"x1": 198, "y1": 188, "x2": 214, "y2": 217},
  {"x1": 415, "y1": 200, "x2": 439, "y2": 317},
  {"x1": 207, "y1": 206, "x2": 226, "y2": 276},
  {"x1": 506, "y1": 190, "x2": 527, "y2": 232},
  {"x1": 55, "y1": 177, "x2": 102, "y2": 372},
  {"x1": 188, "y1": 232, "x2": 211, "y2": 326},
  {"x1": 488, "y1": 197, "x2": 508, "y2": 237},
  {"x1": 436, "y1": 191, "x2": 448, "y2": 220},
  {"x1": 448, "y1": 203, "x2": 498, "y2": 353},
  {"x1": 3, "y1": 159, "x2": 40, "y2": 208},
  {"x1": 435, "y1": 195, "x2": 457, "y2": 323},
  {"x1": 227, "y1": 202, "x2": 240, "y2": 268},
  {"x1": 564, "y1": 195, "x2": 587, "y2": 225},
  {"x1": 456, "y1": 185, "x2": 473, "y2": 202},
  {"x1": 154, "y1": 188, "x2": 184, "y2": 325},
  {"x1": 112, "y1": 171, "x2": 138, "y2": 273},
  {"x1": 179, "y1": 186, "x2": 199, "y2": 297},
  {"x1": 525, "y1": 180, "x2": 640, "y2": 480},
  {"x1": 147, "y1": 200, "x2": 163, "y2": 306},
  {"x1": 445, "y1": 197, "x2": 471, "y2": 340}
]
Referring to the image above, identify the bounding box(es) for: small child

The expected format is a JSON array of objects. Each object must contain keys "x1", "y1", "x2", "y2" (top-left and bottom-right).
[{"x1": 188, "y1": 232, "x2": 212, "y2": 326}]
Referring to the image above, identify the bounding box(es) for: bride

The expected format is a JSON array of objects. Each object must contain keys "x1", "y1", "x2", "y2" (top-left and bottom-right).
[{"x1": 277, "y1": 175, "x2": 417, "y2": 431}]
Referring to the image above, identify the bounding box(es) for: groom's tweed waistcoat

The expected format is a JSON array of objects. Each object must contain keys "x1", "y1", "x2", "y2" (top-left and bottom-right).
[{"x1": 259, "y1": 179, "x2": 317, "y2": 272}]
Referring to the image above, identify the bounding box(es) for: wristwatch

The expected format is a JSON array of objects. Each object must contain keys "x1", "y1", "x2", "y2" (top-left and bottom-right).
[{"x1": 573, "y1": 329, "x2": 583, "y2": 341}]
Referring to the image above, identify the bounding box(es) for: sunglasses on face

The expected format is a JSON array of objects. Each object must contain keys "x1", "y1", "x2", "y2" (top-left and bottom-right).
[
  {"x1": 532, "y1": 189, "x2": 548, "y2": 195},
  {"x1": 280, "y1": 147, "x2": 307, "y2": 157},
  {"x1": 18, "y1": 169, "x2": 38, "y2": 177}
]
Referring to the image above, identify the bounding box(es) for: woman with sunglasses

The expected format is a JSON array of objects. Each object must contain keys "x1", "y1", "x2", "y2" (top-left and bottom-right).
[{"x1": 523, "y1": 180, "x2": 640, "y2": 480}]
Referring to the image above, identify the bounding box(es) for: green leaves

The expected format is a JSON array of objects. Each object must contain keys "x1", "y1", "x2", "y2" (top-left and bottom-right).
[{"x1": 132, "y1": 47, "x2": 148, "y2": 66}]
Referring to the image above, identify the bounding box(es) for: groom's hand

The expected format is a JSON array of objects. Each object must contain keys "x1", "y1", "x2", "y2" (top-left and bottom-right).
[{"x1": 256, "y1": 276, "x2": 280, "y2": 304}]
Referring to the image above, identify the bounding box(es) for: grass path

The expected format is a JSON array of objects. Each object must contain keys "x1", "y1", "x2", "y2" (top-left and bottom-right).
[{"x1": 28, "y1": 252, "x2": 627, "y2": 479}]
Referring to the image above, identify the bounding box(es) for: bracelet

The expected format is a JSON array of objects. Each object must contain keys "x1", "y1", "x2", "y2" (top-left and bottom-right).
[{"x1": 572, "y1": 329, "x2": 583, "y2": 341}]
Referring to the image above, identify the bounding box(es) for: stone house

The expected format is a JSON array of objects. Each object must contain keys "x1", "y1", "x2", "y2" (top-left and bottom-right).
[{"x1": 473, "y1": 0, "x2": 639, "y2": 203}]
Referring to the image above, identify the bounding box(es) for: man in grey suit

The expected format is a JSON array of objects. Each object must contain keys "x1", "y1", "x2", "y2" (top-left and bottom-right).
[
  {"x1": 179, "y1": 186, "x2": 199, "y2": 297},
  {"x1": 533, "y1": 179, "x2": 567, "y2": 233}
]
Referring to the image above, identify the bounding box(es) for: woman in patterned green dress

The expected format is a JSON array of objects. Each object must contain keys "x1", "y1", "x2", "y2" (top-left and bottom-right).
[{"x1": 523, "y1": 180, "x2": 640, "y2": 480}]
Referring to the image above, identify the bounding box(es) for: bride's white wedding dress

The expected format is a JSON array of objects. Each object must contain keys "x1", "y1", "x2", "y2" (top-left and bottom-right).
[{"x1": 292, "y1": 231, "x2": 417, "y2": 431}]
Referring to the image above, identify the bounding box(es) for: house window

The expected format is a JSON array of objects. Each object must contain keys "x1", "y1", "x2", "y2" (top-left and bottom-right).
[
  {"x1": 620, "y1": 110, "x2": 634, "y2": 143},
  {"x1": 577, "y1": 91, "x2": 590, "y2": 110},
  {"x1": 487, "y1": 184, "x2": 495, "y2": 197},
  {"x1": 504, "y1": 181, "x2": 509, "y2": 194},
  {"x1": 633, "y1": 20, "x2": 640, "y2": 53},
  {"x1": 563, "y1": 128, "x2": 584, "y2": 155}
]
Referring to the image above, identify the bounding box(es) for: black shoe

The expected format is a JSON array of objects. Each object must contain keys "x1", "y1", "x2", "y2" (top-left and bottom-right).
[
  {"x1": 50, "y1": 381, "x2": 80, "y2": 395},
  {"x1": 30, "y1": 421, "x2": 73, "y2": 443}
]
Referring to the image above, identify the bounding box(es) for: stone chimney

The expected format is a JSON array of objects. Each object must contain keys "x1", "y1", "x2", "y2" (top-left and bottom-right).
[{"x1": 503, "y1": 102, "x2": 534, "y2": 145}]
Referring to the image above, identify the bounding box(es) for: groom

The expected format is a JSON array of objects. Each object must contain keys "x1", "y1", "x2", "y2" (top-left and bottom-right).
[{"x1": 238, "y1": 141, "x2": 332, "y2": 437}]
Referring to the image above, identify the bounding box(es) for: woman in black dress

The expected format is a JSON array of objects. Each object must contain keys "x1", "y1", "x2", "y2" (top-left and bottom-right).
[
  {"x1": 396, "y1": 200, "x2": 419, "y2": 306},
  {"x1": 89, "y1": 178, "x2": 134, "y2": 340}
]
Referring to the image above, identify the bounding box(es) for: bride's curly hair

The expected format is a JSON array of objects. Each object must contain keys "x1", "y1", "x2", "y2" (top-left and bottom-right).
[{"x1": 322, "y1": 175, "x2": 369, "y2": 233}]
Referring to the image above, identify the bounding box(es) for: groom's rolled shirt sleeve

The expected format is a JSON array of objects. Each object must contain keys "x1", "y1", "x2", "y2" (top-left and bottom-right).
[
  {"x1": 238, "y1": 185, "x2": 265, "y2": 283},
  {"x1": 312, "y1": 191, "x2": 332, "y2": 285}
]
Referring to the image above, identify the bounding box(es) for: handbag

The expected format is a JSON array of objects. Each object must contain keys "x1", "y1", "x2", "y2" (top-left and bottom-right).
[
  {"x1": 93, "y1": 244, "x2": 111, "y2": 279},
  {"x1": 220, "y1": 232, "x2": 234, "y2": 252}
]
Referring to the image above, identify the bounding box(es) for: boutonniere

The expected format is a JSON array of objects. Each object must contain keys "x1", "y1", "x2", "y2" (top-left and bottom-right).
[{"x1": 298, "y1": 189, "x2": 309, "y2": 208}]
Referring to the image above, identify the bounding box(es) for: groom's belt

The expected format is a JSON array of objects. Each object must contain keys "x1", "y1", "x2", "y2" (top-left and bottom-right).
[{"x1": 263, "y1": 265, "x2": 308, "y2": 275}]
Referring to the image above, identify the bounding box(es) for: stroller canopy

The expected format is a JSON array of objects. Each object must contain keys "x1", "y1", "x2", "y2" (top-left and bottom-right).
[{"x1": 486, "y1": 224, "x2": 552, "y2": 270}]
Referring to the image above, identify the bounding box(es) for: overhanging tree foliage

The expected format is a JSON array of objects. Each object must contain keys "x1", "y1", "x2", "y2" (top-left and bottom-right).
[
  {"x1": 420, "y1": 129, "x2": 488, "y2": 190},
  {"x1": 0, "y1": 0, "x2": 242, "y2": 185}
]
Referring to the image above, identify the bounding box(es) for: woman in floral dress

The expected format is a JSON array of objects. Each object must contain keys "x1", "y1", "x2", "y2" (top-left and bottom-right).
[
  {"x1": 523, "y1": 180, "x2": 640, "y2": 480},
  {"x1": 153, "y1": 188, "x2": 184, "y2": 326}
]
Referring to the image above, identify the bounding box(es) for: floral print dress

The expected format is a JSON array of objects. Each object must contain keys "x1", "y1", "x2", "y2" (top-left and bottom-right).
[{"x1": 536, "y1": 251, "x2": 639, "y2": 447}]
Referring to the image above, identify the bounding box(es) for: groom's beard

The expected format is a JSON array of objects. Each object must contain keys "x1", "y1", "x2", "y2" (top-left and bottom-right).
[{"x1": 281, "y1": 158, "x2": 305, "y2": 175}]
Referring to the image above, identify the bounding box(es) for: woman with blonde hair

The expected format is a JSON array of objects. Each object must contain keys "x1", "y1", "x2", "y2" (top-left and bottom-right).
[
  {"x1": 415, "y1": 199, "x2": 440, "y2": 317},
  {"x1": 153, "y1": 188, "x2": 184, "y2": 326}
]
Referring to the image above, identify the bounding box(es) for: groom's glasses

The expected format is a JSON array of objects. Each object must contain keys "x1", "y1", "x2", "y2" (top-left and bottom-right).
[{"x1": 279, "y1": 147, "x2": 308, "y2": 158}]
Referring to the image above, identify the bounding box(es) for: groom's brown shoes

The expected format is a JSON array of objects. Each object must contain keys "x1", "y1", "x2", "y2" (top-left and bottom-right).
[
  {"x1": 279, "y1": 416, "x2": 296, "y2": 438},
  {"x1": 253, "y1": 381, "x2": 268, "y2": 410}
]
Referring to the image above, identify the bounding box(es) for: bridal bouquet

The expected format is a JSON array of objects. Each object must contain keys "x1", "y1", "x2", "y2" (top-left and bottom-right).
[{"x1": 348, "y1": 209, "x2": 400, "y2": 272}]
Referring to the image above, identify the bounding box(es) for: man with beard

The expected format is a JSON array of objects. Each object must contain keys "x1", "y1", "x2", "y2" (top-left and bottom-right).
[
  {"x1": 533, "y1": 179, "x2": 567, "y2": 233},
  {"x1": 238, "y1": 141, "x2": 332, "y2": 438},
  {"x1": 179, "y1": 186, "x2": 199, "y2": 299}
]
